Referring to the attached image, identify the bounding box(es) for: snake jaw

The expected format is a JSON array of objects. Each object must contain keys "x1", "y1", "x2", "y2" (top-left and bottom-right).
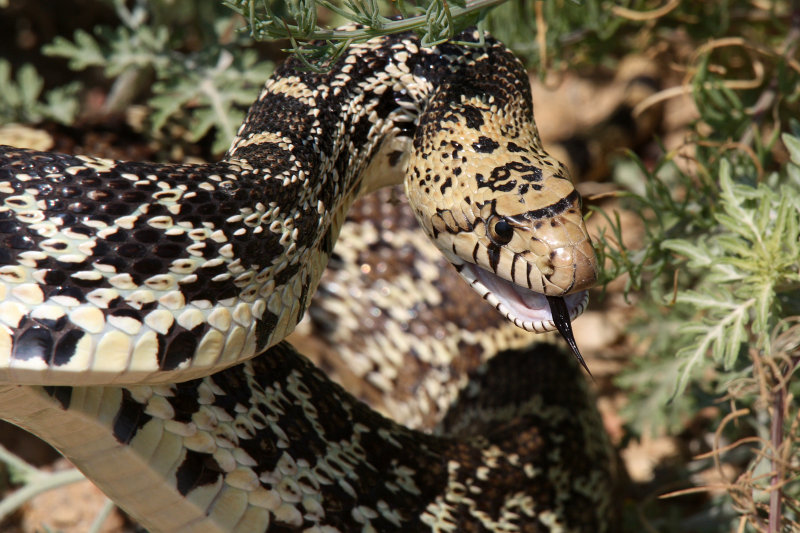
[{"x1": 455, "y1": 260, "x2": 588, "y2": 334}]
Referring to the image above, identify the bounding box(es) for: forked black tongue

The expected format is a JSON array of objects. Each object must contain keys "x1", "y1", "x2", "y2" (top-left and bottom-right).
[{"x1": 546, "y1": 296, "x2": 593, "y2": 377}]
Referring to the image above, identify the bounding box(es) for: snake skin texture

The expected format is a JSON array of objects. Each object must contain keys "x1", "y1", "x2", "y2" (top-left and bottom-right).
[
  {"x1": 294, "y1": 187, "x2": 537, "y2": 431},
  {"x1": 0, "y1": 191, "x2": 614, "y2": 532},
  {"x1": 0, "y1": 28, "x2": 611, "y2": 532}
]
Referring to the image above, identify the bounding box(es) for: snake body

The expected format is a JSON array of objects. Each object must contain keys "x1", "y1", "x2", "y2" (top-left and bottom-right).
[
  {"x1": 296, "y1": 186, "x2": 544, "y2": 431},
  {"x1": 0, "y1": 29, "x2": 609, "y2": 531}
]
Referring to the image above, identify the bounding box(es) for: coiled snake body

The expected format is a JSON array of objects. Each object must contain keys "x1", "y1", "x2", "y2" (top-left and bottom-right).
[{"x1": 0, "y1": 29, "x2": 610, "y2": 532}]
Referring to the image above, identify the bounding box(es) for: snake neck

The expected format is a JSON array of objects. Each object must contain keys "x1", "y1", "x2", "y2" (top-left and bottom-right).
[
  {"x1": 217, "y1": 31, "x2": 532, "y2": 349},
  {"x1": 225, "y1": 29, "x2": 528, "y2": 198}
]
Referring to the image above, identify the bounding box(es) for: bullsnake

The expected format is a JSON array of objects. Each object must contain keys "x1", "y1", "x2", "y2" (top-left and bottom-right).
[{"x1": 0, "y1": 29, "x2": 609, "y2": 532}]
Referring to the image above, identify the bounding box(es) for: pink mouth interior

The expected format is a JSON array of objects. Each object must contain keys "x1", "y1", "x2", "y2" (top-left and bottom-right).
[{"x1": 459, "y1": 261, "x2": 588, "y2": 333}]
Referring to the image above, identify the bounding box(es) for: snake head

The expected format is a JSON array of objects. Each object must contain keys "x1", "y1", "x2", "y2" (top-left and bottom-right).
[{"x1": 406, "y1": 129, "x2": 597, "y2": 335}]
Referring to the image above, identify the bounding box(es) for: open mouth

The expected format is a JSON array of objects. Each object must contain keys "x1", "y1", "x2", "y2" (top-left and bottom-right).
[
  {"x1": 458, "y1": 260, "x2": 592, "y2": 374},
  {"x1": 458, "y1": 261, "x2": 588, "y2": 333}
]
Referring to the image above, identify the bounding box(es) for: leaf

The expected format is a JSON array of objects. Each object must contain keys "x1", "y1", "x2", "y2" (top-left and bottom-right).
[
  {"x1": 676, "y1": 290, "x2": 742, "y2": 311},
  {"x1": 661, "y1": 239, "x2": 714, "y2": 268},
  {"x1": 714, "y1": 233, "x2": 754, "y2": 259},
  {"x1": 41, "y1": 82, "x2": 81, "y2": 124},
  {"x1": 783, "y1": 133, "x2": 800, "y2": 166},
  {"x1": 723, "y1": 306, "x2": 748, "y2": 368},
  {"x1": 17, "y1": 64, "x2": 44, "y2": 108},
  {"x1": 0, "y1": 60, "x2": 22, "y2": 113},
  {"x1": 0, "y1": 60, "x2": 79, "y2": 125},
  {"x1": 149, "y1": 90, "x2": 191, "y2": 132},
  {"x1": 43, "y1": 30, "x2": 106, "y2": 71},
  {"x1": 672, "y1": 296, "x2": 753, "y2": 397},
  {"x1": 673, "y1": 334, "x2": 713, "y2": 399},
  {"x1": 707, "y1": 262, "x2": 745, "y2": 284},
  {"x1": 716, "y1": 161, "x2": 762, "y2": 247}
]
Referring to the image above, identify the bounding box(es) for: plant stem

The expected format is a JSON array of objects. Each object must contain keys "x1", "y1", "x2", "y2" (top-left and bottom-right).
[
  {"x1": 769, "y1": 381, "x2": 784, "y2": 533},
  {"x1": 0, "y1": 468, "x2": 86, "y2": 522},
  {"x1": 88, "y1": 498, "x2": 116, "y2": 533},
  {"x1": 768, "y1": 352, "x2": 800, "y2": 532},
  {"x1": 0, "y1": 443, "x2": 38, "y2": 480},
  {"x1": 0, "y1": 443, "x2": 87, "y2": 522},
  {"x1": 200, "y1": 50, "x2": 236, "y2": 145}
]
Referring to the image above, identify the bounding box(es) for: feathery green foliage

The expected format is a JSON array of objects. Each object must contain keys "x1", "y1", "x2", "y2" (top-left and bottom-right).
[
  {"x1": 225, "y1": 0, "x2": 503, "y2": 69},
  {"x1": 589, "y1": 3, "x2": 800, "y2": 525},
  {"x1": 39, "y1": 0, "x2": 273, "y2": 153},
  {"x1": 0, "y1": 60, "x2": 80, "y2": 124}
]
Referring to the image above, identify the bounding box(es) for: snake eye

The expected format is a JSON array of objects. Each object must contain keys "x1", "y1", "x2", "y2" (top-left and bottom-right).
[{"x1": 488, "y1": 216, "x2": 515, "y2": 245}]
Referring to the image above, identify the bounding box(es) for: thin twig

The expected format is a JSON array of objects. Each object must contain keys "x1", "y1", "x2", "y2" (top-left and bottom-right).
[
  {"x1": 769, "y1": 383, "x2": 784, "y2": 533},
  {"x1": 0, "y1": 469, "x2": 86, "y2": 522},
  {"x1": 199, "y1": 50, "x2": 236, "y2": 144},
  {"x1": 0, "y1": 443, "x2": 87, "y2": 522},
  {"x1": 611, "y1": 0, "x2": 681, "y2": 20},
  {"x1": 87, "y1": 498, "x2": 117, "y2": 533}
]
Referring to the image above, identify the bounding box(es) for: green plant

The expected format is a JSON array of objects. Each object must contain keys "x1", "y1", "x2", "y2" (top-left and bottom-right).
[
  {"x1": 593, "y1": 10, "x2": 800, "y2": 526},
  {"x1": 225, "y1": 0, "x2": 506, "y2": 69},
  {"x1": 0, "y1": 60, "x2": 80, "y2": 125},
  {"x1": 606, "y1": 138, "x2": 800, "y2": 533},
  {"x1": 36, "y1": 0, "x2": 274, "y2": 153}
]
